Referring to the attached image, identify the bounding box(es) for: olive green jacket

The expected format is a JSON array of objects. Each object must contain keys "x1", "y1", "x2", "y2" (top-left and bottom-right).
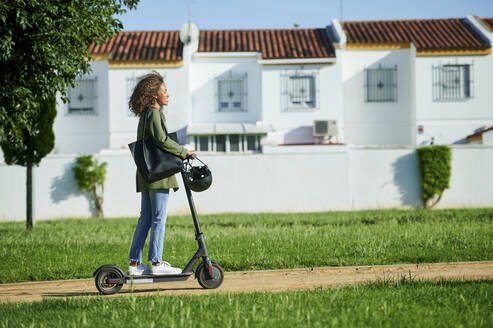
[{"x1": 135, "y1": 107, "x2": 188, "y2": 192}]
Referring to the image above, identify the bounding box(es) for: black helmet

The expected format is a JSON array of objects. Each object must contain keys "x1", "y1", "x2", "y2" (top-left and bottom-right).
[{"x1": 183, "y1": 157, "x2": 212, "y2": 192}]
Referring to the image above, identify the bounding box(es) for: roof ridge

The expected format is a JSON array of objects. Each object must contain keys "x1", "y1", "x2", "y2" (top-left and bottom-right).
[
  {"x1": 117, "y1": 29, "x2": 180, "y2": 33},
  {"x1": 199, "y1": 27, "x2": 326, "y2": 32},
  {"x1": 342, "y1": 17, "x2": 465, "y2": 24}
]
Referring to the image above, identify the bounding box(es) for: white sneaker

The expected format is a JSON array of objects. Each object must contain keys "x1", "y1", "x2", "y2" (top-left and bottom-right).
[
  {"x1": 128, "y1": 263, "x2": 149, "y2": 276},
  {"x1": 151, "y1": 261, "x2": 182, "y2": 275}
]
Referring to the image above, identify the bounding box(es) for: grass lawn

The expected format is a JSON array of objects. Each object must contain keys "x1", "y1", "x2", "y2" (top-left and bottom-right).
[
  {"x1": 0, "y1": 208, "x2": 492, "y2": 283},
  {"x1": 0, "y1": 280, "x2": 492, "y2": 327}
]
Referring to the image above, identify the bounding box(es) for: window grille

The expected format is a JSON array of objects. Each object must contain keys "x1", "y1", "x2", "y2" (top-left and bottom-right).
[
  {"x1": 192, "y1": 134, "x2": 262, "y2": 153},
  {"x1": 365, "y1": 65, "x2": 397, "y2": 102},
  {"x1": 432, "y1": 64, "x2": 473, "y2": 101},
  {"x1": 216, "y1": 71, "x2": 248, "y2": 112},
  {"x1": 280, "y1": 69, "x2": 319, "y2": 111},
  {"x1": 67, "y1": 78, "x2": 97, "y2": 115}
]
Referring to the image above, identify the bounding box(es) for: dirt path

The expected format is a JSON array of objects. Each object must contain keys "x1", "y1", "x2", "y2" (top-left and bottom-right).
[{"x1": 1, "y1": 261, "x2": 492, "y2": 303}]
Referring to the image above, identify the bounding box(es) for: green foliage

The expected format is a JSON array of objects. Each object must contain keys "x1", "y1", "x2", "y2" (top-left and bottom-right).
[
  {"x1": 1, "y1": 281, "x2": 493, "y2": 327},
  {"x1": 73, "y1": 155, "x2": 107, "y2": 217},
  {"x1": 0, "y1": 0, "x2": 139, "y2": 149},
  {"x1": 0, "y1": 209, "x2": 492, "y2": 283},
  {"x1": 1, "y1": 96, "x2": 57, "y2": 229},
  {"x1": 1, "y1": 96, "x2": 56, "y2": 166},
  {"x1": 417, "y1": 145, "x2": 452, "y2": 208}
]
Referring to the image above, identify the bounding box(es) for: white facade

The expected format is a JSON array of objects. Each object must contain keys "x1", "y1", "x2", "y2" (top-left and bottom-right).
[
  {"x1": 413, "y1": 53, "x2": 493, "y2": 145},
  {"x1": 341, "y1": 48, "x2": 414, "y2": 146},
  {"x1": 53, "y1": 60, "x2": 110, "y2": 154},
  {"x1": 52, "y1": 17, "x2": 493, "y2": 155},
  {"x1": 334, "y1": 15, "x2": 493, "y2": 147},
  {"x1": 260, "y1": 61, "x2": 342, "y2": 145}
]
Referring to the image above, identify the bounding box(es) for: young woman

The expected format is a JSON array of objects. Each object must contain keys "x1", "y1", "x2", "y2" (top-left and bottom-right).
[{"x1": 127, "y1": 72, "x2": 196, "y2": 275}]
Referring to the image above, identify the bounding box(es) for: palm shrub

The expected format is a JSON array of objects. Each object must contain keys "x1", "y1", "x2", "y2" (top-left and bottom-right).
[
  {"x1": 73, "y1": 155, "x2": 107, "y2": 217},
  {"x1": 417, "y1": 145, "x2": 452, "y2": 208}
]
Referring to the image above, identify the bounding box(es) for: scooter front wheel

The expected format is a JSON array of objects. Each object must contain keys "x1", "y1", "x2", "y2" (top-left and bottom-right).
[
  {"x1": 95, "y1": 267, "x2": 124, "y2": 295},
  {"x1": 197, "y1": 262, "x2": 224, "y2": 289}
]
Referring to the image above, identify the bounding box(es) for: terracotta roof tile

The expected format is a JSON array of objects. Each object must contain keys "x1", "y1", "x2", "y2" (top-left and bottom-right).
[
  {"x1": 88, "y1": 30, "x2": 183, "y2": 61},
  {"x1": 198, "y1": 28, "x2": 335, "y2": 59},
  {"x1": 477, "y1": 17, "x2": 493, "y2": 32},
  {"x1": 342, "y1": 18, "x2": 489, "y2": 50}
]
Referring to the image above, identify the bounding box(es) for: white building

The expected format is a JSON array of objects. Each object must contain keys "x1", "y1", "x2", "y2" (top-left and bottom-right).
[{"x1": 53, "y1": 16, "x2": 493, "y2": 154}]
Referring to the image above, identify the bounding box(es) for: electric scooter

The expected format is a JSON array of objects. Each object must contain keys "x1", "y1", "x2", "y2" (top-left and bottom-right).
[{"x1": 93, "y1": 163, "x2": 224, "y2": 295}]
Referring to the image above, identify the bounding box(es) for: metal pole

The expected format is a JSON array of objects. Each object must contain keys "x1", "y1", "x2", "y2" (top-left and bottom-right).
[
  {"x1": 187, "y1": 0, "x2": 192, "y2": 22},
  {"x1": 181, "y1": 171, "x2": 202, "y2": 236}
]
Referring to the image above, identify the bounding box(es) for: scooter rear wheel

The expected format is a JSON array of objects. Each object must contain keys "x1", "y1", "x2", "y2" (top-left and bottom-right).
[
  {"x1": 197, "y1": 262, "x2": 224, "y2": 289},
  {"x1": 95, "y1": 267, "x2": 124, "y2": 295}
]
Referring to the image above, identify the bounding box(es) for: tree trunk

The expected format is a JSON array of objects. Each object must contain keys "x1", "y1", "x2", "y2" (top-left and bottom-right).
[
  {"x1": 26, "y1": 163, "x2": 33, "y2": 229},
  {"x1": 92, "y1": 186, "x2": 104, "y2": 218}
]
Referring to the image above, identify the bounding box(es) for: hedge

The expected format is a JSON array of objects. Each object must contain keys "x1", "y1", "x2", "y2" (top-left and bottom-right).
[{"x1": 417, "y1": 145, "x2": 452, "y2": 208}]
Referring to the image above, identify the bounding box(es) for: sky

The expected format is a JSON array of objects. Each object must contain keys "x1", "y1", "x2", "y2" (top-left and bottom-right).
[{"x1": 117, "y1": 0, "x2": 493, "y2": 31}]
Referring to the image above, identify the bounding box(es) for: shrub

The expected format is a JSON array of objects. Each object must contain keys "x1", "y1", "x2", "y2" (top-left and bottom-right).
[
  {"x1": 417, "y1": 145, "x2": 452, "y2": 208},
  {"x1": 73, "y1": 155, "x2": 107, "y2": 217}
]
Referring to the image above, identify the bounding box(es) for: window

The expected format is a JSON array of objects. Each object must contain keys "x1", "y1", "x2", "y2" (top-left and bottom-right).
[
  {"x1": 67, "y1": 78, "x2": 97, "y2": 115},
  {"x1": 432, "y1": 64, "x2": 473, "y2": 101},
  {"x1": 365, "y1": 65, "x2": 397, "y2": 102},
  {"x1": 216, "y1": 71, "x2": 248, "y2": 112},
  {"x1": 281, "y1": 69, "x2": 319, "y2": 111},
  {"x1": 215, "y1": 135, "x2": 226, "y2": 152},
  {"x1": 192, "y1": 135, "x2": 262, "y2": 153},
  {"x1": 246, "y1": 135, "x2": 257, "y2": 151},
  {"x1": 228, "y1": 135, "x2": 239, "y2": 152},
  {"x1": 197, "y1": 136, "x2": 209, "y2": 151}
]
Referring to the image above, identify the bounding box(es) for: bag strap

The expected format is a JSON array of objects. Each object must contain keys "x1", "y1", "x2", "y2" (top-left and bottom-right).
[
  {"x1": 140, "y1": 109, "x2": 147, "y2": 140},
  {"x1": 141, "y1": 109, "x2": 149, "y2": 170}
]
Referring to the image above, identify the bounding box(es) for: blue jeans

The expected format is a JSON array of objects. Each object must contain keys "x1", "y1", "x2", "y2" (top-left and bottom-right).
[{"x1": 129, "y1": 189, "x2": 169, "y2": 263}]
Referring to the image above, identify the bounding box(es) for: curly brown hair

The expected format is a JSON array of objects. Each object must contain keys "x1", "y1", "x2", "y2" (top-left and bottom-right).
[{"x1": 128, "y1": 71, "x2": 164, "y2": 116}]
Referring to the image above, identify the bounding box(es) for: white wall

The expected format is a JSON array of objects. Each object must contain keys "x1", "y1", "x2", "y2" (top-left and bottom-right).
[
  {"x1": 438, "y1": 146, "x2": 493, "y2": 207},
  {"x1": 342, "y1": 49, "x2": 414, "y2": 146},
  {"x1": 1, "y1": 146, "x2": 492, "y2": 221},
  {"x1": 483, "y1": 130, "x2": 493, "y2": 145},
  {"x1": 261, "y1": 63, "x2": 343, "y2": 145},
  {"x1": 414, "y1": 53, "x2": 493, "y2": 145},
  {"x1": 190, "y1": 55, "x2": 262, "y2": 124},
  {"x1": 53, "y1": 60, "x2": 110, "y2": 154}
]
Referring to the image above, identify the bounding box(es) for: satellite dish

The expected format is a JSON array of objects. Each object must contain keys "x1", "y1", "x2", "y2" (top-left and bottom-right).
[{"x1": 180, "y1": 21, "x2": 199, "y2": 45}]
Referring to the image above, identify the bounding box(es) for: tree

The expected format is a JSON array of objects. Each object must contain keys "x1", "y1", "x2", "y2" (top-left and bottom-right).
[
  {"x1": 0, "y1": 0, "x2": 139, "y2": 228},
  {"x1": 73, "y1": 155, "x2": 107, "y2": 218},
  {"x1": 1, "y1": 97, "x2": 57, "y2": 229}
]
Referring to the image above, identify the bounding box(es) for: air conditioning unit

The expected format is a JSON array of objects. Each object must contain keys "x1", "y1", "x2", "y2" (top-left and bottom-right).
[{"x1": 313, "y1": 120, "x2": 338, "y2": 137}]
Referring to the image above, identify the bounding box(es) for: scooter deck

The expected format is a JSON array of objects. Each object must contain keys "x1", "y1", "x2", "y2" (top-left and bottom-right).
[{"x1": 125, "y1": 272, "x2": 193, "y2": 284}]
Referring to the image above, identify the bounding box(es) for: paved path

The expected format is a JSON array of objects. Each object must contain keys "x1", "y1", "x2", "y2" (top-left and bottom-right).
[{"x1": 1, "y1": 261, "x2": 492, "y2": 303}]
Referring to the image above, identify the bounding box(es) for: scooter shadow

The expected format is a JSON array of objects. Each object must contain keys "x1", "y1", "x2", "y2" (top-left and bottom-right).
[{"x1": 42, "y1": 287, "x2": 202, "y2": 298}]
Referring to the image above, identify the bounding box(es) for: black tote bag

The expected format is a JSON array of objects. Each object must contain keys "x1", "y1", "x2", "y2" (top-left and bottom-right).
[{"x1": 128, "y1": 110, "x2": 183, "y2": 183}]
